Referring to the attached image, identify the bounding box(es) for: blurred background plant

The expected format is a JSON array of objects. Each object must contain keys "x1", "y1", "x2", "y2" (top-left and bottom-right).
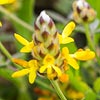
[{"x1": 0, "y1": 0, "x2": 100, "y2": 100}]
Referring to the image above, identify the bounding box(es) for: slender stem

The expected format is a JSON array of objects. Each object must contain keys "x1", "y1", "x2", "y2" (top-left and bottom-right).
[
  {"x1": 0, "y1": 41, "x2": 21, "y2": 68},
  {"x1": 50, "y1": 80, "x2": 67, "y2": 100},
  {"x1": 84, "y1": 24, "x2": 95, "y2": 51},
  {"x1": 0, "y1": 42, "x2": 12, "y2": 59},
  {"x1": 84, "y1": 24, "x2": 100, "y2": 65},
  {"x1": 0, "y1": 6, "x2": 34, "y2": 32}
]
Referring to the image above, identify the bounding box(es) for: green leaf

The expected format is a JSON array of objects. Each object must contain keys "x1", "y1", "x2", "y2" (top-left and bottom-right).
[
  {"x1": 84, "y1": 89, "x2": 96, "y2": 100},
  {"x1": 93, "y1": 77, "x2": 100, "y2": 93}
]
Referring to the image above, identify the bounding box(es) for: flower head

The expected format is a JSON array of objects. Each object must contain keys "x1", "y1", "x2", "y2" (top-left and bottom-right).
[
  {"x1": 12, "y1": 58, "x2": 38, "y2": 84},
  {"x1": 12, "y1": 11, "x2": 95, "y2": 84},
  {"x1": 58, "y1": 22, "x2": 75, "y2": 44},
  {"x1": 39, "y1": 54, "x2": 62, "y2": 79}
]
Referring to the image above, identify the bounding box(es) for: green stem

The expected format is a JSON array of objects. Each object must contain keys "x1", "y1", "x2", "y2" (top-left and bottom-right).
[
  {"x1": 84, "y1": 24, "x2": 95, "y2": 51},
  {"x1": 0, "y1": 41, "x2": 21, "y2": 68},
  {"x1": 84, "y1": 24, "x2": 100, "y2": 65},
  {"x1": 0, "y1": 6, "x2": 34, "y2": 32},
  {"x1": 0, "y1": 42, "x2": 12, "y2": 60},
  {"x1": 50, "y1": 80, "x2": 67, "y2": 100}
]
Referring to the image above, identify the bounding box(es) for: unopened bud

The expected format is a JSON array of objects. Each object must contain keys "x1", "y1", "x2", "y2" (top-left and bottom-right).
[{"x1": 72, "y1": 0, "x2": 96, "y2": 23}]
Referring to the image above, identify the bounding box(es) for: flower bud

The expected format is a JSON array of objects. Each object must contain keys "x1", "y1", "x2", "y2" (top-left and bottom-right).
[
  {"x1": 32, "y1": 11, "x2": 63, "y2": 69},
  {"x1": 72, "y1": 0, "x2": 96, "y2": 23}
]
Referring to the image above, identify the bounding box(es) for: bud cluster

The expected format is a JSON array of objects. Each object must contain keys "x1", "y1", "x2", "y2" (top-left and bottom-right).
[{"x1": 32, "y1": 11, "x2": 64, "y2": 77}]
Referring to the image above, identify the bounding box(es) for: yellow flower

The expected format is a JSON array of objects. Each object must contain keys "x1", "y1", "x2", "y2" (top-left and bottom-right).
[
  {"x1": 58, "y1": 22, "x2": 75, "y2": 44},
  {"x1": 0, "y1": 0, "x2": 15, "y2": 4},
  {"x1": 72, "y1": 49, "x2": 95, "y2": 60},
  {"x1": 39, "y1": 54, "x2": 62, "y2": 79},
  {"x1": 62, "y1": 47, "x2": 95, "y2": 70},
  {"x1": 14, "y1": 33, "x2": 34, "y2": 53},
  {"x1": 12, "y1": 58, "x2": 38, "y2": 84},
  {"x1": 62, "y1": 47, "x2": 79, "y2": 70},
  {"x1": 0, "y1": 22, "x2": 2, "y2": 27}
]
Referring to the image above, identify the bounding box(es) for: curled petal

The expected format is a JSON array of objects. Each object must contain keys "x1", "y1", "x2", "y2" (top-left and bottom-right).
[
  {"x1": 12, "y1": 69, "x2": 30, "y2": 78},
  {"x1": 12, "y1": 58, "x2": 28, "y2": 68},
  {"x1": 14, "y1": 33, "x2": 29, "y2": 45},
  {"x1": 62, "y1": 21, "x2": 75, "y2": 37},
  {"x1": 0, "y1": 0, "x2": 15, "y2": 4},
  {"x1": 29, "y1": 71, "x2": 36, "y2": 84},
  {"x1": 67, "y1": 56, "x2": 79, "y2": 70},
  {"x1": 74, "y1": 49, "x2": 95, "y2": 60}
]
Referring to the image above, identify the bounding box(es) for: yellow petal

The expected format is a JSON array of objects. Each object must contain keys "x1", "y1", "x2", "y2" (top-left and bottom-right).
[
  {"x1": 62, "y1": 47, "x2": 69, "y2": 58},
  {"x1": 52, "y1": 66, "x2": 62, "y2": 77},
  {"x1": 47, "y1": 66, "x2": 53, "y2": 75},
  {"x1": 0, "y1": 22, "x2": 2, "y2": 27},
  {"x1": 62, "y1": 21, "x2": 75, "y2": 37},
  {"x1": 67, "y1": 56, "x2": 79, "y2": 70},
  {"x1": 0, "y1": 0, "x2": 15, "y2": 4},
  {"x1": 14, "y1": 33, "x2": 29, "y2": 45},
  {"x1": 12, "y1": 58, "x2": 28, "y2": 68},
  {"x1": 58, "y1": 33, "x2": 74, "y2": 44},
  {"x1": 74, "y1": 49, "x2": 95, "y2": 60},
  {"x1": 20, "y1": 45, "x2": 32, "y2": 53},
  {"x1": 20, "y1": 41, "x2": 34, "y2": 52},
  {"x1": 12, "y1": 69, "x2": 29, "y2": 78},
  {"x1": 61, "y1": 37, "x2": 74, "y2": 44},
  {"x1": 39, "y1": 65, "x2": 47, "y2": 73},
  {"x1": 29, "y1": 71, "x2": 36, "y2": 84}
]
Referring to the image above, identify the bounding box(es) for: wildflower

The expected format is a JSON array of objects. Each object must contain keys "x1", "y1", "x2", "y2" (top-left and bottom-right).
[
  {"x1": 62, "y1": 47, "x2": 95, "y2": 69},
  {"x1": 14, "y1": 33, "x2": 34, "y2": 53},
  {"x1": 12, "y1": 58, "x2": 38, "y2": 84},
  {"x1": 72, "y1": 0, "x2": 96, "y2": 23},
  {"x1": 0, "y1": 0, "x2": 15, "y2": 4},
  {"x1": 39, "y1": 54, "x2": 62, "y2": 79},
  {"x1": 58, "y1": 21, "x2": 75, "y2": 44},
  {"x1": 12, "y1": 10, "x2": 95, "y2": 84}
]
